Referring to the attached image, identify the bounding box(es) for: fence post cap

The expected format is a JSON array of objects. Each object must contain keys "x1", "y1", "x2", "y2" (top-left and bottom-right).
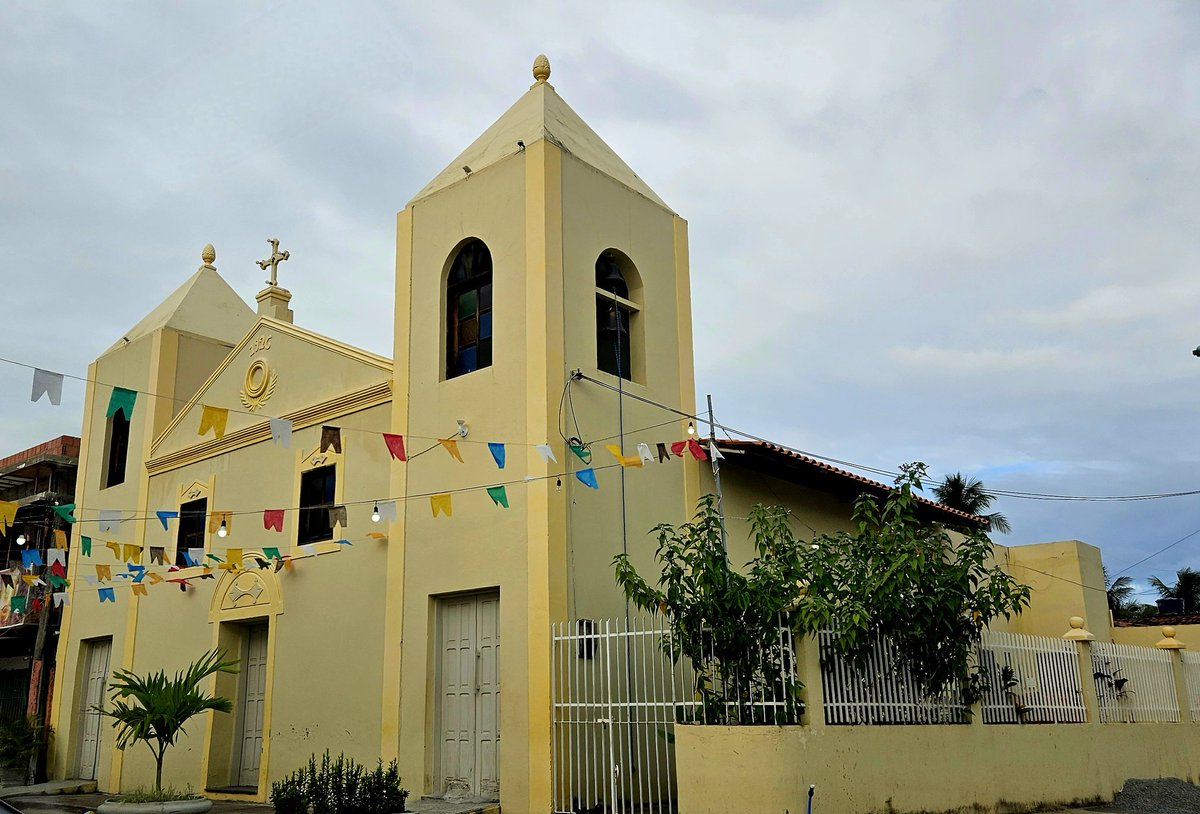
[
  {"x1": 1063, "y1": 616, "x2": 1095, "y2": 641},
  {"x1": 1155, "y1": 626, "x2": 1186, "y2": 650}
]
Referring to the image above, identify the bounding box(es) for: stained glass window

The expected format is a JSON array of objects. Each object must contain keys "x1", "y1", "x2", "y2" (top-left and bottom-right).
[{"x1": 447, "y1": 239, "x2": 493, "y2": 378}]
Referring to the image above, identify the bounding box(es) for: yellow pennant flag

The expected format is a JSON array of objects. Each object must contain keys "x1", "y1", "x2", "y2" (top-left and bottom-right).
[
  {"x1": 146, "y1": 572, "x2": 164, "y2": 584},
  {"x1": 198, "y1": 405, "x2": 229, "y2": 440},
  {"x1": 21, "y1": 575, "x2": 36, "y2": 586},
  {"x1": 53, "y1": 529, "x2": 67, "y2": 547},
  {"x1": 106, "y1": 541, "x2": 122, "y2": 561},
  {"x1": 222, "y1": 548, "x2": 243, "y2": 570},
  {"x1": 439, "y1": 438, "x2": 465, "y2": 463},
  {"x1": 606, "y1": 444, "x2": 644, "y2": 468},
  {"x1": 0, "y1": 501, "x2": 17, "y2": 530},
  {"x1": 122, "y1": 544, "x2": 142, "y2": 563},
  {"x1": 131, "y1": 583, "x2": 148, "y2": 596},
  {"x1": 430, "y1": 493, "x2": 453, "y2": 518},
  {"x1": 96, "y1": 564, "x2": 111, "y2": 581}
]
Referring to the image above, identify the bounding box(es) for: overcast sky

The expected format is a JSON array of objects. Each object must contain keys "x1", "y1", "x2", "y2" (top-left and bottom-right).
[{"x1": 2, "y1": 2, "x2": 1198, "y2": 602}]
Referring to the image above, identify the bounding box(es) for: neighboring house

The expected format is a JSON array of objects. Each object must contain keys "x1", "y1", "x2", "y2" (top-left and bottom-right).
[
  {"x1": 47, "y1": 57, "x2": 1133, "y2": 812},
  {"x1": 0, "y1": 435, "x2": 79, "y2": 764}
]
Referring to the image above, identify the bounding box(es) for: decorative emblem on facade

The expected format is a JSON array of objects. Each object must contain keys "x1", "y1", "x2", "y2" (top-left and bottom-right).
[{"x1": 239, "y1": 359, "x2": 277, "y2": 412}]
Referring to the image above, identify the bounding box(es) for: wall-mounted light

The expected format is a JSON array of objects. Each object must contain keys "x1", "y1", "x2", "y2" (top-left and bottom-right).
[{"x1": 456, "y1": 420, "x2": 469, "y2": 438}]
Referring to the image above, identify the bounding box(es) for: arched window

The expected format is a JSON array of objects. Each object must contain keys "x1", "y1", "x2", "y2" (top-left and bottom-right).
[
  {"x1": 446, "y1": 239, "x2": 493, "y2": 379},
  {"x1": 595, "y1": 250, "x2": 641, "y2": 381}
]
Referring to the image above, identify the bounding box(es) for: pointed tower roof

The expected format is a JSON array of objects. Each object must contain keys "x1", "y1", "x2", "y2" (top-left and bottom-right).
[
  {"x1": 104, "y1": 245, "x2": 255, "y2": 354},
  {"x1": 410, "y1": 56, "x2": 672, "y2": 212}
]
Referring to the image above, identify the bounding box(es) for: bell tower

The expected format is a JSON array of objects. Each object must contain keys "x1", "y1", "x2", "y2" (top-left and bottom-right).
[{"x1": 383, "y1": 57, "x2": 697, "y2": 812}]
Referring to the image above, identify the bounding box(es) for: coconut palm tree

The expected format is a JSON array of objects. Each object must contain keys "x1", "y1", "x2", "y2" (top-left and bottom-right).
[
  {"x1": 99, "y1": 649, "x2": 237, "y2": 792},
  {"x1": 1149, "y1": 567, "x2": 1200, "y2": 614},
  {"x1": 932, "y1": 473, "x2": 1012, "y2": 535}
]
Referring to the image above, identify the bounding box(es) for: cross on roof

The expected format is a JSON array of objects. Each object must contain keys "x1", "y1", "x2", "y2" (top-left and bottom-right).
[{"x1": 256, "y1": 238, "x2": 290, "y2": 287}]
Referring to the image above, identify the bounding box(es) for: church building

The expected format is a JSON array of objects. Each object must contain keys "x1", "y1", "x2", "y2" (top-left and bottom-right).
[{"x1": 48, "y1": 57, "x2": 1100, "y2": 812}]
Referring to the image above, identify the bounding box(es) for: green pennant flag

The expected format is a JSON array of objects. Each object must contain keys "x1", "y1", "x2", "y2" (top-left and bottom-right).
[
  {"x1": 10, "y1": 596, "x2": 26, "y2": 614},
  {"x1": 49, "y1": 574, "x2": 69, "y2": 589},
  {"x1": 80, "y1": 535, "x2": 91, "y2": 556},
  {"x1": 569, "y1": 442, "x2": 591, "y2": 463},
  {"x1": 107, "y1": 387, "x2": 137, "y2": 419},
  {"x1": 486, "y1": 485, "x2": 509, "y2": 509},
  {"x1": 263, "y1": 547, "x2": 281, "y2": 560},
  {"x1": 52, "y1": 503, "x2": 76, "y2": 524}
]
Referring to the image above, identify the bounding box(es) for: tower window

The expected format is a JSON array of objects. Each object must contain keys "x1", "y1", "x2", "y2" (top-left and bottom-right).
[
  {"x1": 446, "y1": 239, "x2": 493, "y2": 379},
  {"x1": 103, "y1": 408, "x2": 130, "y2": 488},
  {"x1": 298, "y1": 465, "x2": 336, "y2": 545},
  {"x1": 595, "y1": 251, "x2": 641, "y2": 381}
]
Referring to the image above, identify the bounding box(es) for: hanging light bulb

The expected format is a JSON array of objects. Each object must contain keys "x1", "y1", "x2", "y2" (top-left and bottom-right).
[
  {"x1": 371, "y1": 504, "x2": 381, "y2": 523},
  {"x1": 15, "y1": 534, "x2": 26, "y2": 546},
  {"x1": 555, "y1": 477, "x2": 562, "y2": 492},
  {"x1": 687, "y1": 421, "x2": 695, "y2": 436},
  {"x1": 217, "y1": 519, "x2": 228, "y2": 538}
]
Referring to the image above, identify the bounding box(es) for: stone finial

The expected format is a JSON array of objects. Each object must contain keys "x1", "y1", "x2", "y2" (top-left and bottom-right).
[
  {"x1": 200, "y1": 243, "x2": 216, "y2": 270},
  {"x1": 1063, "y1": 616, "x2": 1095, "y2": 641},
  {"x1": 533, "y1": 54, "x2": 551, "y2": 83},
  {"x1": 1155, "y1": 626, "x2": 1186, "y2": 650}
]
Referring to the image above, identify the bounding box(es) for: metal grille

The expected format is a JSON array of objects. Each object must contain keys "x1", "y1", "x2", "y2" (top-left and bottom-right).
[
  {"x1": 1090, "y1": 640, "x2": 1179, "y2": 723},
  {"x1": 819, "y1": 629, "x2": 969, "y2": 725},
  {"x1": 1180, "y1": 650, "x2": 1200, "y2": 722},
  {"x1": 978, "y1": 631, "x2": 1086, "y2": 723}
]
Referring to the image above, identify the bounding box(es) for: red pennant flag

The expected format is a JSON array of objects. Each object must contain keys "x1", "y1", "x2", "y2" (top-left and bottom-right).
[
  {"x1": 383, "y1": 433, "x2": 407, "y2": 461},
  {"x1": 670, "y1": 440, "x2": 688, "y2": 458},
  {"x1": 263, "y1": 509, "x2": 285, "y2": 532},
  {"x1": 50, "y1": 560, "x2": 67, "y2": 578},
  {"x1": 687, "y1": 438, "x2": 708, "y2": 461}
]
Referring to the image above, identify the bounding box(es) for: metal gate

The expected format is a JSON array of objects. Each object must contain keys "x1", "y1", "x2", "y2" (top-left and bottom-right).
[{"x1": 551, "y1": 615, "x2": 697, "y2": 814}]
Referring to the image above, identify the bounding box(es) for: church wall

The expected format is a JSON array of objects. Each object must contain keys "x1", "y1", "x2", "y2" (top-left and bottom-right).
[
  {"x1": 174, "y1": 333, "x2": 237, "y2": 423},
  {"x1": 558, "y1": 155, "x2": 695, "y2": 625},
  {"x1": 395, "y1": 153, "x2": 541, "y2": 804}
]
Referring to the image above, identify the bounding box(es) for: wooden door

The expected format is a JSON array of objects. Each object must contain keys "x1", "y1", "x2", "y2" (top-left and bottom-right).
[
  {"x1": 76, "y1": 638, "x2": 111, "y2": 780},
  {"x1": 237, "y1": 624, "x2": 269, "y2": 787},
  {"x1": 438, "y1": 592, "x2": 500, "y2": 799}
]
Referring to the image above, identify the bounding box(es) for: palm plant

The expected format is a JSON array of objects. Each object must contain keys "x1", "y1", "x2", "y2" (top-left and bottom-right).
[
  {"x1": 1149, "y1": 567, "x2": 1200, "y2": 614},
  {"x1": 933, "y1": 472, "x2": 1012, "y2": 535},
  {"x1": 99, "y1": 649, "x2": 238, "y2": 792},
  {"x1": 1104, "y1": 568, "x2": 1148, "y2": 620}
]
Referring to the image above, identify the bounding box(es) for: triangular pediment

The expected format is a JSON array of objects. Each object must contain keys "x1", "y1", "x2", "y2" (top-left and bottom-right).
[
  {"x1": 151, "y1": 318, "x2": 391, "y2": 458},
  {"x1": 411, "y1": 80, "x2": 673, "y2": 212}
]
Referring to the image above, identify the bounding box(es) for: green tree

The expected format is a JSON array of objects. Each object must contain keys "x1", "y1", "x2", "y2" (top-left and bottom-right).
[
  {"x1": 99, "y1": 649, "x2": 237, "y2": 792},
  {"x1": 803, "y1": 464, "x2": 1029, "y2": 696},
  {"x1": 1149, "y1": 567, "x2": 1200, "y2": 613},
  {"x1": 933, "y1": 472, "x2": 1012, "y2": 535},
  {"x1": 613, "y1": 495, "x2": 806, "y2": 723}
]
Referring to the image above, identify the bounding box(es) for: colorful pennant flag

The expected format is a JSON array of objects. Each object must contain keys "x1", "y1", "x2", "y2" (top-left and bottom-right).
[
  {"x1": 0, "y1": 501, "x2": 16, "y2": 530},
  {"x1": 31, "y1": 368, "x2": 64, "y2": 405},
  {"x1": 270, "y1": 418, "x2": 293, "y2": 447},
  {"x1": 49, "y1": 574, "x2": 68, "y2": 589},
  {"x1": 50, "y1": 561, "x2": 67, "y2": 579},
  {"x1": 300, "y1": 544, "x2": 317, "y2": 557},
  {"x1": 606, "y1": 444, "x2": 643, "y2": 468},
  {"x1": 198, "y1": 405, "x2": 229, "y2": 439},
  {"x1": 122, "y1": 544, "x2": 142, "y2": 563},
  {"x1": 670, "y1": 440, "x2": 687, "y2": 458},
  {"x1": 53, "y1": 529, "x2": 67, "y2": 547},
  {"x1": 80, "y1": 535, "x2": 91, "y2": 556},
  {"x1": 155, "y1": 511, "x2": 178, "y2": 531},
  {"x1": 638, "y1": 443, "x2": 654, "y2": 464},
  {"x1": 488, "y1": 443, "x2": 506, "y2": 469},
  {"x1": 576, "y1": 468, "x2": 599, "y2": 489},
  {"x1": 224, "y1": 548, "x2": 243, "y2": 569},
  {"x1": 0, "y1": 573, "x2": 11, "y2": 588},
  {"x1": 149, "y1": 546, "x2": 165, "y2": 565},
  {"x1": 10, "y1": 596, "x2": 26, "y2": 614},
  {"x1": 131, "y1": 583, "x2": 148, "y2": 596},
  {"x1": 320, "y1": 425, "x2": 342, "y2": 454},
  {"x1": 687, "y1": 439, "x2": 708, "y2": 461},
  {"x1": 329, "y1": 505, "x2": 348, "y2": 529},
  {"x1": 104, "y1": 541, "x2": 121, "y2": 560},
  {"x1": 376, "y1": 500, "x2": 397, "y2": 522},
  {"x1": 208, "y1": 511, "x2": 231, "y2": 535},
  {"x1": 440, "y1": 438, "x2": 465, "y2": 463},
  {"x1": 96, "y1": 564, "x2": 111, "y2": 581},
  {"x1": 52, "y1": 503, "x2": 76, "y2": 524},
  {"x1": 47, "y1": 548, "x2": 66, "y2": 568},
  {"x1": 264, "y1": 510, "x2": 285, "y2": 532},
  {"x1": 20, "y1": 550, "x2": 43, "y2": 569},
  {"x1": 52, "y1": 592, "x2": 68, "y2": 608},
  {"x1": 383, "y1": 433, "x2": 407, "y2": 461},
  {"x1": 569, "y1": 442, "x2": 592, "y2": 463},
  {"x1": 430, "y1": 494, "x2": 453, "y2": 517},
  {"x1": 263, "y1": 547, "x2": 282, "y2": 560},
  {"x1": 335, "y1": 539, "x2": 353, "y2": 546},
  {"x1": 709, "y1": 443, "x2": 724, "y2": 460},
  {"x1": 486, "y1": 485, "x2": 509, "y2": 508},
  {"x1": 98, "y1": 510, "x2": 122, "y2": 533},
  {"x1": 107, "y1": 387, "x2": 137, "y2": 420},
  {"x1": 535, "y1": 444, "x2": 557, "y2": 464},
  {"x1": 187, "y1": 548, "x2": 205, "y2": 567}
]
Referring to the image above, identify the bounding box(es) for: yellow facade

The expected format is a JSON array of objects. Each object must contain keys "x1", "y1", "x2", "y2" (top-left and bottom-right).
[{"x1": 49, "y1": 58, "x2": 1155, "y2": 813}]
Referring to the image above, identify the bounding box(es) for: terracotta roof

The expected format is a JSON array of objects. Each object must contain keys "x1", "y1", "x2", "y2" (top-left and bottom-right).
[
  {"x1": 1114, "y1": 614, "x2": 1200, "y2": 628},
  {"x1": 0, "y1": 436, "x2": 80, "y2": 471},
  {"x1": 710, "y1": 439, "x2": 987, "y2": 529}
]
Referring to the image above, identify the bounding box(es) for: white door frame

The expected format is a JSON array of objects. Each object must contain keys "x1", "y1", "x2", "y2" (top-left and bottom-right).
[{"x1": 75, "y1": 637, "x2": 112, "y2": 781}]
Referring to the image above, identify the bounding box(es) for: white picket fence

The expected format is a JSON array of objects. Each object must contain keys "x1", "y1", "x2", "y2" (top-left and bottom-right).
[
  {"x1": 978, "y1": 631, "x2": 1087, "y2": 724},
  {"x1": 1090, "y1": 640, "x2": 1179, "y2": 723},
  {"x1": 1182, "y1": 651, "x2": 1200, "y2": 723},
  {"x1": 818, "y1": 629, "x2": 970, "y2": 725}
]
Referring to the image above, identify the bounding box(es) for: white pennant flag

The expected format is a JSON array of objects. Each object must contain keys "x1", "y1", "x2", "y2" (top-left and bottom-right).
[
  {"x1": 300, "y1": 544, "x2": 317, "y2": 557},
  {"x1": 535, "y1": 444, "x2": 557, "y2": 464},
  {"x1": 52, "y1": 592, "x2": 69, "y2": 608},
  {"x1": 31, "y1": 369, "x2": 64, "y2": 405},
  {"x1": 709, "y1": 443, "x2": 724, "y2": 461},
  {"x1": 47, "y1": 548, "x2": 67, "y2": 568},
  {"x1": 270, "y1": 417, "x2": 293, "y2": 447},
  {"x1": 637, "y1": 442, "x2": 654, "y2": 464},
  {"x1": 98, "y1": 510, "x2": 122, "y2": 533},
  {"x1": 376, "y1": 500, "x2": 397, "y2": 522}
]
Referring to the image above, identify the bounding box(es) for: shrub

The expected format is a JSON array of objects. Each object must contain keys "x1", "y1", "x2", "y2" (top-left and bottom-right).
[
  {"x1": 0, "y1": 717, "x2": 50, "y2": 770},
  {"x1": 117, "y1": 785, "x2": 199, "y2": 803},
  {"x1": 271, "y1": 751, "x2": 408, "y2": 814}
]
